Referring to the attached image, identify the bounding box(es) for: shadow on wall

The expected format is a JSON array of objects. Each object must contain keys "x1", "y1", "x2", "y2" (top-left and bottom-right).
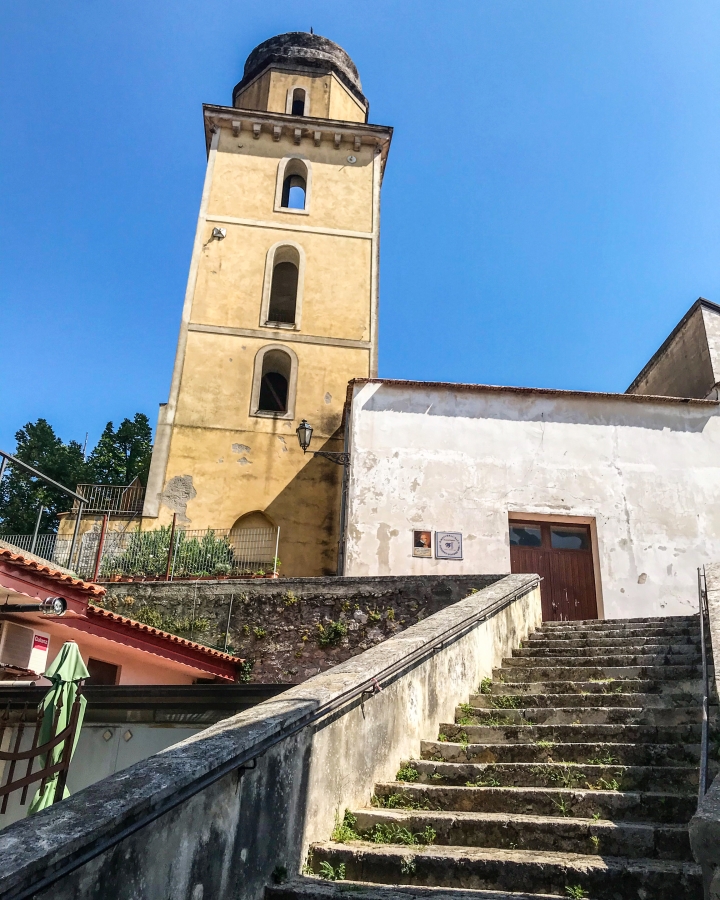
[
  {"x1": 358, "y1": 384, "x2": 719, "y2": 433},
  {"x1": 264, "y1": 429, "x2": 344, "y2": 577}
]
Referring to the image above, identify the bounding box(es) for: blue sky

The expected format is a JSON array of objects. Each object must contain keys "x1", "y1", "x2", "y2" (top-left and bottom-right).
[{"x1": 2, "y1": 1, "x2": 719, "y2": 452}]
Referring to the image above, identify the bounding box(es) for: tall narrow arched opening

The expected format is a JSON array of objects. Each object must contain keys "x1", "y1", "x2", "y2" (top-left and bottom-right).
[
  {"x1": 280, "y1": 159, "x2": 308, "y2": 210},
  {"x1": 267, "y1": 246, "x2": 300, "y2": 324},
  {"x1": 291, "y1": 88, "x2": 307, "y2": 116},
  {"x1": 250, "y1": 344, "x2": 298, "y2": 420},
  {"x1": 274, "y1": 157, "x2": 312, "y2": 216},
  {"x1": 260, "y1": 241, "x2": 306, "y2": 329}
]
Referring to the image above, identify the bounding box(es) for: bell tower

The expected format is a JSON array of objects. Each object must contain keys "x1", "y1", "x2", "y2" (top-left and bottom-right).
[{"x1": 143, "y1": 32, "x2": 392, "y2": 575}]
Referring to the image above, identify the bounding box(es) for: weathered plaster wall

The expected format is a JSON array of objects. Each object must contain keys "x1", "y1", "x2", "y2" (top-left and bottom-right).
[
  {"x1": 627, "y1": 299, "x2": 720, "y2": 399},
  {"x1": 103, "y1": 574, "x2": 503, "y2": 683},
  {"x1": 344, "y1": 381, "x2": 720, "y2": 618},
  {"x1": 0, "y1": 575, "x2": 541, "y2": 900}
]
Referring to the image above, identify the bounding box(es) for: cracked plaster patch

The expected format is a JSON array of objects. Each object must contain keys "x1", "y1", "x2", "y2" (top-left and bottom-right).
[
  {"x1": 158, "y1": 475, "x2": 197, "y2": 524},
  {"x1": 232, "y1": 443, "x2": 251, "y2": 454}
]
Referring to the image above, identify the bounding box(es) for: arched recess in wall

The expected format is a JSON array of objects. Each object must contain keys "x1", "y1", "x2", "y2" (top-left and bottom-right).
[
  {"x1": 274, "y1": 156, "x2": 312, "y2": 215},
  {"x1": 285, "y1": 86, "x2": 309, "y2": 117},
  {"x1": 260, "y1": 241, "x2": 306, "y2": 329},
  {"x1": 250, "y1": 344, "x2": 298, "y2": 420},
  {"x1": 230, "y1": 511, "x2": 278, "y2": 573}
]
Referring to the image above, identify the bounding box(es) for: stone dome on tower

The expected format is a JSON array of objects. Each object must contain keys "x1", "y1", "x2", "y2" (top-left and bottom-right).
[{"x1": 232, "y1": 32, "x2": 368, "y2": 115}]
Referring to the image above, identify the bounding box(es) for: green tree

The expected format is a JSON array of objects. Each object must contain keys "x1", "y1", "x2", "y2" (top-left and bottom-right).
[
  {"x1": 86, "y1": 414, "x2": 153, "y2": 486},
  {"x1": 0, "y1": 420, "x2": 88, "y2": 533}
]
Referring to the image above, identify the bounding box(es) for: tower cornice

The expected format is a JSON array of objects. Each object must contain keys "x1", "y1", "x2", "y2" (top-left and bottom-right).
[{"x1": 202, "y1": 104, "x2": 392, "y2": 169}]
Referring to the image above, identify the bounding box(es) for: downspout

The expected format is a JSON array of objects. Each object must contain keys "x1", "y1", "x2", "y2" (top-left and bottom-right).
[{"x1": 336, "y1": 393, "x2": 353, "y2": 576}]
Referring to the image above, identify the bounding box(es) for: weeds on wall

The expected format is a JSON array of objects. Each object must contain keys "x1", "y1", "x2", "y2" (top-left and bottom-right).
[{"x1": 316, "y1": 621, "x2": 348, "y2": 647}]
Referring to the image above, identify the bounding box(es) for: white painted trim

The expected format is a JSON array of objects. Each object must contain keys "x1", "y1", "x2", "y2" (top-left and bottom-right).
[
  {"x1": 259, "y1": 240, "x2": 306, "y2": 329},
  {"x1": 188, "y1": 322, "x2": 371, "y2": 351},
  {"x1": 142, "y1": 129, "x2": 220, "y2": 518},
  {"x1": 369, "y1": 147, "x2": 382, "y2": 377},
  {"x1": 249, "y1": 343, "x2": 299, "y2": 420},
  {"x1": 205, "y1": 214, "x2": 372, "y2": 241},
  {"x1": 285, "y1": 86, "x2": 310, "y2": 117},
  {"x1": 273, "y1": 154, "x2": 312, "y2": 216}
]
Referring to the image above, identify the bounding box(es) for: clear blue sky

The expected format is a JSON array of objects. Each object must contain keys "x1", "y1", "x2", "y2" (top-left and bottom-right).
[{"x1": 2, "y1": 1, "x2": 719, "y2": 453}]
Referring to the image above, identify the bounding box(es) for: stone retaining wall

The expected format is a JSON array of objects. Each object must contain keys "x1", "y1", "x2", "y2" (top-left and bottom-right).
[{"x1": 102, "y1": 575, "x2": 503, "y2": 683}]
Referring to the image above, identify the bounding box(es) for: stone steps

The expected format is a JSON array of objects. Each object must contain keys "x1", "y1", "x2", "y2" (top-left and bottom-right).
[
  {"x1": 437, "y1": 721, "x2": 702, "y2": 744},
  {"x1": 455, "y1": 704, "x2": 702, "y2": 725},
  {"x1": 351, "y1": 807, "x2": 692, "y2": 860},
  {"x1": 293, "y1": 615, "x2": 705, "y2": 900},
  {"x1": 268, "y1": 878, "x2": 566, "y2": 900},
  {"x1": 470, "y1": 691, "x2": 701, "y2": 708},
  {"x1": 421, "y1": 738, "x2": 700, "y2": 766},
  {"x1": 503, "y1": 653, "x2": 700, "y2": 667},
  {"x1": 526, "y1": 635, "x2": 701, "y2": 648},
  {"x1": 513, "y1": 645, "x2": 700, "y2": 659},
  {"x1": 370, "y1": 782, "x2": 695, "y2": 823},
  {"x1": 404, "y1": 759, "x2": 700, "y2": 791},
  {"x1": 489, "y1": 678, "x2": 700, "y2": 696},
  {"x1": 307, "y1": 843, "x2": 702, "y2": 900},
  {"x1": 492, "y1": 664, "x2": 702, "y2": 682}
]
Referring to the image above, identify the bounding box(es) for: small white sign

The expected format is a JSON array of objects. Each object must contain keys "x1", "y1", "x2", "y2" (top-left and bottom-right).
[{"x1": 435, "y1": 531, "x2": 463, "y2": 560}]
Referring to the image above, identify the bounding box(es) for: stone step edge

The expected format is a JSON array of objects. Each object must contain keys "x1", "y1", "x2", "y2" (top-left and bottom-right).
[
  {"x1": 311, "y1": 840, "x2": 703, "y2": 873},
  {"x1": 352, "y1": 807, "x2": 691, "y2": 831},
  {"x1": 373, "y1": 781, "x2": 696, "y2": 801},
  {"x1": 267, "y1": 877, "x2": 565, "y2": 900}
]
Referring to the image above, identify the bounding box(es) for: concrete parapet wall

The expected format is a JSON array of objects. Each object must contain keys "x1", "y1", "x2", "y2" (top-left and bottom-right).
[
  {"x1": 0, "y1": 574, "x2": 541, "y2": 900},
  {"x1": 102, "y1": 575, "x2": 504, "y2": 683}
]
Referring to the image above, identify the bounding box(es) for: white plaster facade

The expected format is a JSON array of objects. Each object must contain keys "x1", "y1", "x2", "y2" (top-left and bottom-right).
[{"x1": 343, "y1": 379, "x2": 720, "y2": 618}]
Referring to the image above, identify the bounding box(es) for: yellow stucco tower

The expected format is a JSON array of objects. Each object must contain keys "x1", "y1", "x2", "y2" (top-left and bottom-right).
[{"x1": 143, "y1": 32, "x2": 392, "y2": 575}]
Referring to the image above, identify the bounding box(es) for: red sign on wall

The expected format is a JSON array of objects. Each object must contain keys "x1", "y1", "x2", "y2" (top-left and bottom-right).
[{"x1": 32, "y1": 634, "x2": 49, "y2": 651}]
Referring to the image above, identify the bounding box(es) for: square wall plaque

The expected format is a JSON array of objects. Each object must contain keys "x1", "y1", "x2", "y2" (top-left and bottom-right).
[{"x1": 435, "y1": 531, "x2": 463, "y2": 560}]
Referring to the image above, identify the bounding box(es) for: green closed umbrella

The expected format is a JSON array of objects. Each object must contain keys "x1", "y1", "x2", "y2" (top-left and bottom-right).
[{"x1": 28, "y1": 641, "x2": 89, "y2": 814}]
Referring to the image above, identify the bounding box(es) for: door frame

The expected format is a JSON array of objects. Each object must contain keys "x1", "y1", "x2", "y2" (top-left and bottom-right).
[{"x1": 508, "y1": 511, "x2": 605, "y2": 620}]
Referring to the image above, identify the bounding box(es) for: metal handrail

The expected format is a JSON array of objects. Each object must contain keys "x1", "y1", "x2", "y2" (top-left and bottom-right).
[
  {"x1": 0, "y1": 451, "x2": 86, "y2": 573},
  {"x1": 1, "y1": 576, "x2": 540, "y2": 900},
  {"x1": 698, "y1": 566, "x2": 710, "y2": 803}
]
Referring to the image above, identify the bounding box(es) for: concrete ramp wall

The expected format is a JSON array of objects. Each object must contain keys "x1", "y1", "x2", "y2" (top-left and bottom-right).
[{"x1": 0, "y1": 574, "x2": 541, "y2": 900}]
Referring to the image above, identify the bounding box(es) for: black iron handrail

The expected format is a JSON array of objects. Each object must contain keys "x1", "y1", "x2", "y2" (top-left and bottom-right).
[
  {"x1": 1, "y1": 576, "x2": 540, "y2": 900},
  {"x1": 0, "y1": 451, "x2": 86, "y2": 573},
  {"x1": 698, "y1": 566, "x2": 710, "y2": 803}
]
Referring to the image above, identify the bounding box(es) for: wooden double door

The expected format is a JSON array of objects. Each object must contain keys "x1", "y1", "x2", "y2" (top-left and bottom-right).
[{"x1": 509, "y1": 520, "x2": 598, "y2": 622}]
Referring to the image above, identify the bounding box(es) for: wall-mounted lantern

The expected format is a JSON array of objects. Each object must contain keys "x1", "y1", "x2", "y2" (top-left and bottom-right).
[{"x1": 295, "y1": 419, "x2": 349, "y2": 466}]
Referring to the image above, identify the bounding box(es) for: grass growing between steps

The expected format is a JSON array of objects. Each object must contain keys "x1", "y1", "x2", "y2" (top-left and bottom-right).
[
  {"x1": 371, "y1": 792, "x2": 433, "y2": 810},
  {"x1": 331, "y1": 810, "x2": 436, "y2": 846}
]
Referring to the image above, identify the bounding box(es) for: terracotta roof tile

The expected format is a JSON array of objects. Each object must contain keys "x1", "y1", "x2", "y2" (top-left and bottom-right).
[
  {"x1": 0, "y1": 542, "x2": 105, "y2": 598},
  {"x1": 86, "y1": 605, "x2": 241, "y2": 664}
]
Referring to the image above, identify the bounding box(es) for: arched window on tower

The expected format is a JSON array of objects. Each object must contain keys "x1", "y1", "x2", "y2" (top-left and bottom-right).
[
  {"x1": 251, "y1": 346, "x2": 297, "y2": 418},
  {"x1": 267, "y1": 246, "x2": 300, "y2": 324},
  {"x1": 291, "y1": 88, "x2": 307, "y2": 116},
  {"x1": 280, "y1": 161, "x2": 307, "y2": 210},
  {"x1": 275, "y1": 157, "x2": 312, "y2": 215}
]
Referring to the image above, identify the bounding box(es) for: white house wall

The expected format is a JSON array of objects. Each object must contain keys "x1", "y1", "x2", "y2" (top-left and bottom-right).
[{"x1": 344, "y1": 381, "x2": 720, "y2": 619}]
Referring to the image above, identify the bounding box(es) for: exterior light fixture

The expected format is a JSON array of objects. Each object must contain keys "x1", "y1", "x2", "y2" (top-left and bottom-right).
[
  {"x1": 211, "y1": 227, "x2": 227, "y2": 240},
  {"x1": 41, "y1": 597, "x2": 67, "y2": 617},
  {"x1": 296, "y1": 419, "x2": 314, "y2": 452},
  {"x1": 295, "y1": 418, "x2": 350, "y2": 466}
]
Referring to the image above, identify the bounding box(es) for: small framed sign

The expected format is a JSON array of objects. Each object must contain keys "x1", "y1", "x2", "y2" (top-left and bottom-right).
[
  {"x1": 435, "y1": 531, "x2": 463, "y2": 560},
  {"x1": 412, "y1": 530, "x2": 432, "y2": 558}
]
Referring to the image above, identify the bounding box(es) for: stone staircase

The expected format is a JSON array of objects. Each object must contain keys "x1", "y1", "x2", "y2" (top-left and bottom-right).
[{"x1": 269, "y1": 615, "x2": 713, "y2": 900}]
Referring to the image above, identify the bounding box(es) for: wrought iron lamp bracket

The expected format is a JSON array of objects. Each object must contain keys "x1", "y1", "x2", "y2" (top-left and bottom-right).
[{"x1": 307, "y1": 450, "x2": 350, "y2": 466}]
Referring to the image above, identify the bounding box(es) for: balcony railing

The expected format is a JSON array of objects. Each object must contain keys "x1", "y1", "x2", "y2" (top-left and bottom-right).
[{"x1": 73, "y1": 484, "x2": 145, "y2": 515}]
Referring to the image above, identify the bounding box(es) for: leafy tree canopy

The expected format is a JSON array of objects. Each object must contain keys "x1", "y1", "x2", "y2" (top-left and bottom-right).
[
  {"x1": 0, "y1": 414, "x2": 153, "y2": 534},
  {"x1": 86, "y1": 414, "x2": 153, "y2": 487}
]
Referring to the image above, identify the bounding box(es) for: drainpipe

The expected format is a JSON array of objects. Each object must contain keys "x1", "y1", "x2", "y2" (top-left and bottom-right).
[{"x1": 336, "y1": 402, "x2": 352, "y2": 576}]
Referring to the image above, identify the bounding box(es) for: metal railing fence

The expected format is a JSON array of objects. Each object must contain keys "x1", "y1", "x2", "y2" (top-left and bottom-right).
[
  {"x1": 73, "y1": 484, "x2": 145, "y2": 514},
  {"x1": 0, "y1": 527, "x2": 279, "y2": 582}
]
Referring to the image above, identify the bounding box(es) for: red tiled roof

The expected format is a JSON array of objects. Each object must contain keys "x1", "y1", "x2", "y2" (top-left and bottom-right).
[
  {"x1": 0, "y1": 544, "x2": 105, "y2": 598},
  {"x1": 86, "y1": 605, "x2": 241, "y2": 664}
]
